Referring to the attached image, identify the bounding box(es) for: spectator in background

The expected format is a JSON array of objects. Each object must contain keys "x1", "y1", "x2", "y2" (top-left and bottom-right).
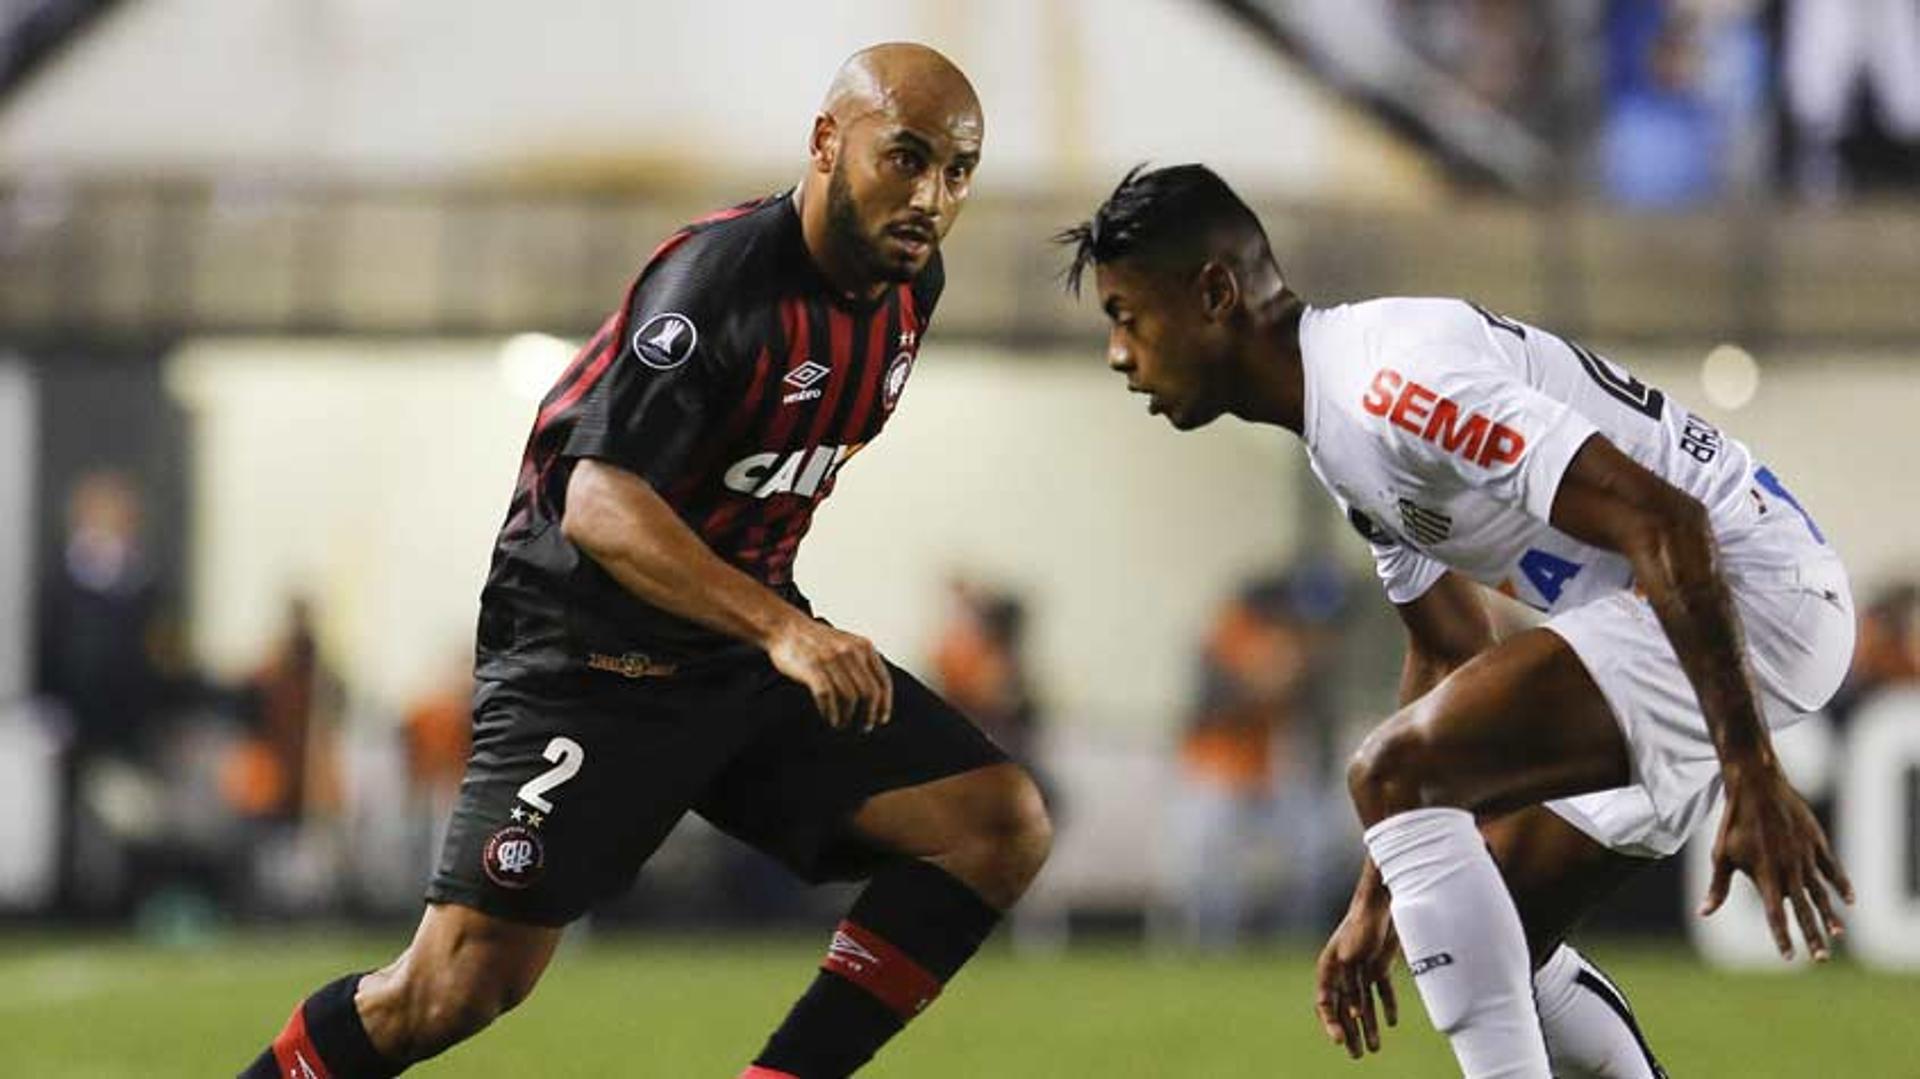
[
  {"x1": 1827, "y1": 580, "x2": 1920, "y2": 730},
  {"x1": 221, "y1": 596, "x2": 343, "y2": 825},
  {"x1": 1784, "y1": 0, "x2": 1920, "y2": 203},
  {"x1": 1396, "y1": 0, "x2": 1552, "y2": 127},
  {"x1": 35, "y1": 469, "x2": 176, "y2": 912},
  {"x1": 930, "y1": 579, "x2": 1042, "y2": 767},
  {"x1": 1602, "y1": 4, "x2": 1717, "y2": 208},
  {"x1": 1163, "y1": 573, "x2": 1342, "y2": 948}
]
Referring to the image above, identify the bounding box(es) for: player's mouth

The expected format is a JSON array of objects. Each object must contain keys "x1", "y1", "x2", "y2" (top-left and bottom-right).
[{"x1": 886, "y1": 223, "x2": 934, "y2": 257}]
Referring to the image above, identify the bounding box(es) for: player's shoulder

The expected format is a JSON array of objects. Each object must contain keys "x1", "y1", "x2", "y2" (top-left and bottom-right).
[
  {"x1": 634, "y1": 194, "x2": 791, "y2": 306},
  {"x1": 1342, "y1": 296, "x2": 1490, "y2": 345},
  {"x1": 622, "y1": 194, "x2": 793, "y2": 366},
  {"x1": 910, "y1": 248, "x2": 945, "y2": 317},
  {"x1": 1311, "y1": 296, "x2": 1507, "y2": 377}
]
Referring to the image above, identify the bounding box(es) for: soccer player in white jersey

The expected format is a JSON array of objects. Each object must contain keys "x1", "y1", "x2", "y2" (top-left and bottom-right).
[{"x1": 1060, "y1": 165, "x2": 1855, "y2": 1078}]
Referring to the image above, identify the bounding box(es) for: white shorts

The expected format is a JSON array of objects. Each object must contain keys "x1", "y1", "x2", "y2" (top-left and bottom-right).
[{"x1": 1542, "y1": 554, "x2": 1855, "y2": 858}]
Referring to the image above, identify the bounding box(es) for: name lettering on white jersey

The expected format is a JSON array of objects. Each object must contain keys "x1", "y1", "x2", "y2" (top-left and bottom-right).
[{"x1": 723, "y1": 443, "x2": 862, "y2": 499}]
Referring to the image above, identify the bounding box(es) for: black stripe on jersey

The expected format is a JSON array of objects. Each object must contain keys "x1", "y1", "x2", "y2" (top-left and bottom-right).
[
  {"x1": 757, "y1": 298, "x2": 888, "y2": 580},
  {"x1": 817, "y1": 299, "x2": 884, "y2": 450},
  {"x1": 699, "y1": 295, "x2": 819, "y2": 555}
]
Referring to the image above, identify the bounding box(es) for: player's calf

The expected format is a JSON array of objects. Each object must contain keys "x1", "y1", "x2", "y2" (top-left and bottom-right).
[
  {"x1": 239, "y1": 903, "x2": 557, "y2": 1077},
  {"x1": 1347, "y1": 713, "x2": 1553, "y2": 1076},
  {"x1": 744, "y1": 764, "x2": 1052, "y2": 1078},
  {"x1": 1534, "y1": 945, "x2": 1668, "y2": 1079}
]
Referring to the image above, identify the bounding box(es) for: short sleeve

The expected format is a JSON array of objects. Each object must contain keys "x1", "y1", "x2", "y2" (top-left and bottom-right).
[
  {"x1": 1344, "y1": 501, "x2": 1448, "y2": 605},
  {"x1": 561, "y1": 260, "x2": 742, "y2": 487},
  {"x1": 1366, "y1": 342, "x2": 1598, "y2": 522}
]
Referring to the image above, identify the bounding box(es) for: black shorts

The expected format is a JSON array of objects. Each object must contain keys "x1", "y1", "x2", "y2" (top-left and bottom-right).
[{"x1": 426, "y1": 654, "x2": 1007, "y2": 926}]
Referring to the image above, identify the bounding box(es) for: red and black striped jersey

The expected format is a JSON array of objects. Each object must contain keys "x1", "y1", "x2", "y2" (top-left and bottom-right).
[{"x1": 476, "y1": 192, "x2": 941, "y2": 679}]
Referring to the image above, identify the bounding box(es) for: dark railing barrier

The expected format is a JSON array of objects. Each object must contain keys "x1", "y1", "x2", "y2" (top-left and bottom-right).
[{"x1": 4, "y1": 179, "x2": 1920, "y2": 350}]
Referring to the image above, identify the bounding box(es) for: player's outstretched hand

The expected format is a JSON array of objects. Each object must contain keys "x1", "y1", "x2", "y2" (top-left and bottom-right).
[
  {"x1": 1314, "y1": 898, "x2": 1399, "y2": 1059},
  {"x1": 766, "y1": 615, "x2": 894, "y2": 733},
  {"x1": 1701, "y1": 764, "x2": 1854, "y2": 961}
]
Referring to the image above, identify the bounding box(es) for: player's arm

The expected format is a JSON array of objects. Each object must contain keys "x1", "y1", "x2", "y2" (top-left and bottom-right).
[
  {"x1": 562, "y1": 457, "x2": 893, "y2": 731},
  {"x1": 1548, "y1": 433, "x2": 1851, "y2": 958},
  {"x1": 1395, "y1": 571, "x2": 1496, "y2": 705},
  {"x1": 1316, "y1": 572, "x2": 1492, "y2": 1057}
]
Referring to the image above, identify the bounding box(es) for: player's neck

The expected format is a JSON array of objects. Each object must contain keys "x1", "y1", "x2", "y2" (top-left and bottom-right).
[
  {"x1": 1231, "y1": 291, "x2": 1308, "y2": 436},
  {"x1": 792, "y1": 186, "x2": 891, "y2": 304}
]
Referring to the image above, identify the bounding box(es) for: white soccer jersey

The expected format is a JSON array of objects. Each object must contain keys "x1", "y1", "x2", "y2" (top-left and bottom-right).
[{"x1": 1299, "y1": 298, "x2": 1821, "y2": 613}]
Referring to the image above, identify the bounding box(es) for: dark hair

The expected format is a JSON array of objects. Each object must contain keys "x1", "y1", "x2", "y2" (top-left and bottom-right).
[{"x1": 1055, "y1": 163, "x2": 1270, "y2": 296}]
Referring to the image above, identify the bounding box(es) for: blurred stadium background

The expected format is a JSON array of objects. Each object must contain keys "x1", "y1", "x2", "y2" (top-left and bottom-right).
[{"x1": 3, "y1": 1, "x2": 1919, "y2": 1075}]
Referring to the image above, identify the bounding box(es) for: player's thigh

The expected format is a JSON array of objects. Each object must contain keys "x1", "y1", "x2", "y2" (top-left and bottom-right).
[
  {"x1": 428, "y1": 676, "x2": 755, "y2": 925},
  {"x1": 1481, "y1": 805, "x2": 1651, "y2": 966},
  {"x1": 1358, "y1": 627, "x2": 1631, "y2": 818},
  {"x1": 694, "y1": 660, "x2": 1012, "y2": 883},
  {"x1": 846, "y1": 760, "x2": 1046, "y2": 859}
]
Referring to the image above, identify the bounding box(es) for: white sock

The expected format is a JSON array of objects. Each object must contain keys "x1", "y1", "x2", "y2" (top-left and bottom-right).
[
  {"x1": 1365, "y1": 807, "x2": 1549, "y2": 1079},
  {"x1": 1534, "y1": 945, "x2": 1667, "y2": 1078}
]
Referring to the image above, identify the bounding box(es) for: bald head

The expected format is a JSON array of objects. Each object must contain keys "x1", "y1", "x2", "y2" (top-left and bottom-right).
[
  {"x1": 799, "y1": 43, "x2": 983, "y2": 295},
  {"x1": 820, "y1": 42, "x2": 982, "y2": 142}
]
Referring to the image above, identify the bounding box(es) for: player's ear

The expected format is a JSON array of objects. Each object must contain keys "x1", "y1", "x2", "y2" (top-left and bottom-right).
[
  {"x1": 808, "y1": 113, "x2": 840, "y2": 174},
  {"x1": 1196, "y1": 260, "x2": 1239, "y2": 324}
]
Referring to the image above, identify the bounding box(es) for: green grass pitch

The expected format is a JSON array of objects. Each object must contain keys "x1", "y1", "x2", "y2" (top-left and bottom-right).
[{"x1": 2, "y1": 932, "x2": 1915, "y2": 1077}]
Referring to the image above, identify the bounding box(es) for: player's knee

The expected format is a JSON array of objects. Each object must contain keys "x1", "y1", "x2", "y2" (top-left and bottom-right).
[
  {"x1": 1346, "y1": 714, "x2": 1449, "y2": 823},
  {"x1": 970, "y1": 766, "x2": 1053, "y2": 882},
  {"x1": 943, "y1": 765, "x2": 1051, "y2": 903}
]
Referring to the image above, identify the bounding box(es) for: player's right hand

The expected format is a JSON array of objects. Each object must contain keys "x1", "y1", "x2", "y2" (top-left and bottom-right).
[
  {"x1": 1314, "y1": 898, "x2": 1399, "y2": 1059},
  {"x1": 765, "y1": 615, "x2": 894, "y2": 732},
  {"x1": 1701, "y1": 762, "x2": 1854, "y2": 961}
]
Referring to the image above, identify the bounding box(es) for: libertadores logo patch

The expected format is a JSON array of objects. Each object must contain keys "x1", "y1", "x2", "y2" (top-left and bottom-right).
[{"x1": 631, "y1": 312, "x2": 699, "y2": 369}]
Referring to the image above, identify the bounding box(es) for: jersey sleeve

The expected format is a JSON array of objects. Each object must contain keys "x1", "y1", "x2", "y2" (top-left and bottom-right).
[
  {"x1": 1366, "y1": 339, "x2": 1598, "y2": 522},
  {"x1": 561, "y1": 256, "x2": 744, "y2": 487},
  {"x1": 1343, "y1": 501, "x2": 1448, "y2": 605}
]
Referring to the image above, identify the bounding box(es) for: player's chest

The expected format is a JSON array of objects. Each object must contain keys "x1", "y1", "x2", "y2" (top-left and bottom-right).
[{"x1": 753, "y1": 298, "x2": 921, "y2": 441}]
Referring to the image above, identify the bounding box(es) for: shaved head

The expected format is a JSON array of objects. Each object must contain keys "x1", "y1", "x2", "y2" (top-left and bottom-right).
[
  {"x1": 820, "y1": 42, "x2": 982, "y2": 141},
  {"x1": 799, "y1": 43, "x2": 984, "y2": 296}
]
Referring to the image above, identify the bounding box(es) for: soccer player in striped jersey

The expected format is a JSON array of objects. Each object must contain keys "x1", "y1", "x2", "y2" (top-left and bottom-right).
[
  {"x1": 1061, "y1": 165, "x2": 1854, "y2": 1078},
  {"x1": 241, "y1": 43, "x2": 1050, "y2": 1079}
]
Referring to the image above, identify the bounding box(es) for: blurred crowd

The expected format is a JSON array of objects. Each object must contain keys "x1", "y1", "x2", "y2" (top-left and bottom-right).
[
  {"x1": 1394, "y1": 0, "x2": 1920, "y2": 207},
  {"x1": 21, "y1": 468, "x2": 469, "y2": 929},
  {"x1": 13, "y1": 464, "x2": 1920, "y2": 947}
]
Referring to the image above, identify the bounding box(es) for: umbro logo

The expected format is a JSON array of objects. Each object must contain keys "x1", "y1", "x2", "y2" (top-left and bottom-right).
[
  {"x1": 782, "y1": 360, "x2": 831, "y2": 404},
  {"x1": 829, "y1": 930, "x2": 879, "y2": 969},
  {"x1": 631, "y1": 312, "x2": 698, "y2": 370}
]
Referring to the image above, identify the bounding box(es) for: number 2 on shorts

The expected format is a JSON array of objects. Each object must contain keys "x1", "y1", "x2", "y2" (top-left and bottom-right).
[{"x1": 516, "y1": 736, "x2": 585, "y2": 814}]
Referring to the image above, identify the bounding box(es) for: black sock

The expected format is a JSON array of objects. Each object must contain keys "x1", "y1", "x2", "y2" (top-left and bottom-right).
[
  {"x1": 753, "y1": 859, "x2": 1003, "y2": 1078},
  {"x1": 239, "y1": 972, "x2": 402, "y2": 1079}
]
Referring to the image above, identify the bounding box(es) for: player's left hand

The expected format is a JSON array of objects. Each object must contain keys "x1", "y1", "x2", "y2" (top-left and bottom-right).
[
  {"x1": 1701, "y1": 763, "x2": 1854, "y2": 961},
  {"x1": 1313, "y1": 897, "x2": 1399, "y2": 1058}
]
